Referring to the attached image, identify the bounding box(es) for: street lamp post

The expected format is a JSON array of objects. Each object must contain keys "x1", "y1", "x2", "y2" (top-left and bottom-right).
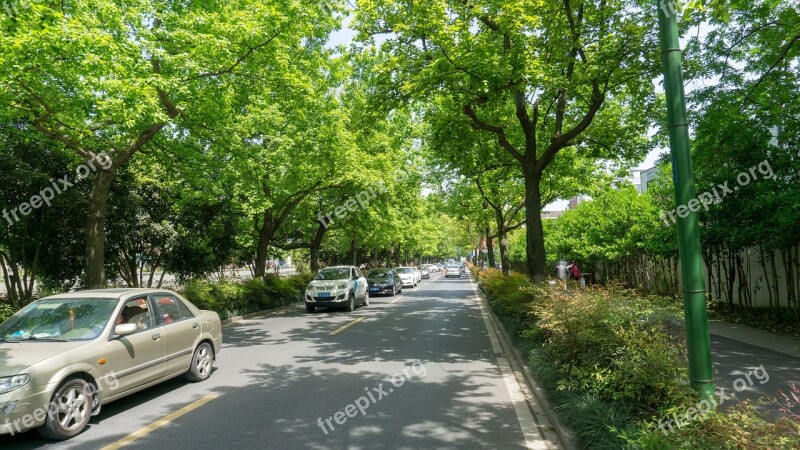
[{"x1": 655, "y1": 1, "x2": 715, "y2": 399}]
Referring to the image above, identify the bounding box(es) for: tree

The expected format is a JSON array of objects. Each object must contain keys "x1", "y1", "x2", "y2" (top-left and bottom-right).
[
  {"x1": 0, "y1": 0, "x2": 342, "y2": 287},
  {"x1": 354, "y1": 0, "x2": 658, "y2": 279}
]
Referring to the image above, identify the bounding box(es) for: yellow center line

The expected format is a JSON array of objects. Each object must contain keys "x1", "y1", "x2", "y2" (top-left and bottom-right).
[
  {"x1": 390, "y1": 296, "x2": 403, "y2": 304},
  {"x1": 329, "y1": 316, "x2": 365, "y2": 335},
  {"x1": 100, "y1": 395, "x2": 218, "y2": 450}
]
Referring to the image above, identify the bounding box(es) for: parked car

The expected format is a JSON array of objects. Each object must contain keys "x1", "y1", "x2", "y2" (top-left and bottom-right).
[
  {"x1": 418, "y1": 266, "x2": 430, "y2": 279},
  {"x1": 0, "y1": 289, "x2": 222, "y2": 440},
  {"x1": 445, "y1": 265, "x2": 462, "y2": 278},
  {"x1": 394, "y1": 267, "x2": 417, "y2": 288},
  {"x1": 305, "y1": 266, "x2": 369, "y2": 313},
  {"x1": 366, "y1": 269, "x2": 403, "y2": 296}
]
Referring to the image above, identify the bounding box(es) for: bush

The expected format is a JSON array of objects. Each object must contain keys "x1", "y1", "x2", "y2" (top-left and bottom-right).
[
  {"x1": 531, "y1": 286, "x2": 693, "y2": 415},
  {"x1": 0, "y1": 302, "x2": 15, "y2": 322},
  {"x1": 629, "y1": 402, "x2": 800, "y2": 449},
  {"x1": 180, "y1": 273, "x2": 310, "y2": 320}
]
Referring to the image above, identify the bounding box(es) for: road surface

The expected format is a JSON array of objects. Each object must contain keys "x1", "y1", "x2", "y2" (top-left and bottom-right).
[{"x1": 1, "y1": 273, "x2": 561, "y2": 449}]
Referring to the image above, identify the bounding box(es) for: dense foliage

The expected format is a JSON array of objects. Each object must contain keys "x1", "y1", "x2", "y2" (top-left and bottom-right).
[{"x1": 475, "y1": 268, "x2": 800, "y2": 449}]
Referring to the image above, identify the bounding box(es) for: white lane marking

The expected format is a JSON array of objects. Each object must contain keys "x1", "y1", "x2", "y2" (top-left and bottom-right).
[{"x1": 471, "y1": 278, "x2": 554, "y2": 450}]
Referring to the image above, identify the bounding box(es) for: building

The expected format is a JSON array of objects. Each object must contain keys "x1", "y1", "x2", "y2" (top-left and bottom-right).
[{"x1": 633, "y1": 165, "x2": 659, "y2": 193}]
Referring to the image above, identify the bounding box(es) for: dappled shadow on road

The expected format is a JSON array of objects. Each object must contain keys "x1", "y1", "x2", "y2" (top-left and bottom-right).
[
  {"x1": 711, "y1": 334, "x2": 800, "y2": 421},
  {"x1": 177, "y1": 361, "x2": 525, "y2": 449}
]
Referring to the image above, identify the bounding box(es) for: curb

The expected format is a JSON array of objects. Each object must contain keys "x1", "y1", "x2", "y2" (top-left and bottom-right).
[
  {"x1": 221, "y1": 301, "x2": 302, "y2": 326},
  {"x1": 471, "y1": 277, "x2": 579, "y2": 450}
]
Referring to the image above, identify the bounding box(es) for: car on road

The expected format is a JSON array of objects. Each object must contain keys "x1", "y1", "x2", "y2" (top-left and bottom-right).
[
  {"x1": 411, "y1": 267, "x2": 421, "y2": 284},
  {"x1": 0, "y1": 288, "x2": 222, "y2": 440},
  {"x1": 394, "y1": 267, "x2": 417, "y2": 288},
  {"x1": 366, "y1": 269, "x2": 403, "y2": 296},
  {"x1": 445, "y1": 265, "x2": 462, "y2": 278},
  {"x1": 305, "y1": 266, "x2": 369, "y2": 313},
  {"x1": 418, "y1": 266, "x2": 430, "y2": 279}
]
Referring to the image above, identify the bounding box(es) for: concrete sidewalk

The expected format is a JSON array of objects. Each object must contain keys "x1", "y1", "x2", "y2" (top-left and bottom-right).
[{"x1": 708, "y1": 319, "x2": 800, "y2": 358}]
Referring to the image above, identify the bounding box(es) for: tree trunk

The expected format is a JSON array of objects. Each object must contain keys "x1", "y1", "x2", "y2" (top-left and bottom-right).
[
  {"x1": 523, "y1": 168, "x2": 547, "y2": 281},
  {"x1": 309, "y1": 223, "x2": 327, "y2": 273},
  {"x1": 86, "y1": 169, "x2": 116, "y2": 288},
  {"x1": 254, "y1": 210, "x2": 275, "y2": 278},
  {"x1": 485, "y1": 226, "x2": 496, "y2": 269}
]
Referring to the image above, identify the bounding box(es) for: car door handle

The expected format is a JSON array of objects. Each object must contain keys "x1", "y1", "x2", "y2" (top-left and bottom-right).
[
  {"x1": 152, "y1": 333, "x2": 161, "y2": 341},
  {"x1": 192, "y1": 323, "x2": 199, "y2": 329}
]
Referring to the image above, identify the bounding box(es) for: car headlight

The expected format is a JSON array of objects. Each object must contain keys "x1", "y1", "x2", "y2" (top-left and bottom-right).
[
  {"x1": 337, "y1": 282, "x2": 348, "y2": 290},
  {"x1": 0, "y1": 375, "x2": 30, "y2": 395}
]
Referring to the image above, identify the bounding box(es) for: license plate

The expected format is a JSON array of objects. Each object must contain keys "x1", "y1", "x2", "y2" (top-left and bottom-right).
[
  {"x1": 318, "y1": 292, "x2": 331, "y2": 298},
  {"x1": 370, "y1": 287, "x2": 379, "y2": 292}
]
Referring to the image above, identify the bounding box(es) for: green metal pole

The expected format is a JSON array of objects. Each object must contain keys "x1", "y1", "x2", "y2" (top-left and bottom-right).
[{"x1": 656, "y1": 2, "x2": 714, "y2": 399}]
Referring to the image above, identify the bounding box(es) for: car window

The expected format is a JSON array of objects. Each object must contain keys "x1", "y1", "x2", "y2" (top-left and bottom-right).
[
  {"x1": 356, "y1": 268, "x2": 364, "y2": 278},
  {"x1": 152, "y1": 295, "x2": 194, "y2": 325},
  {"x1": 368, "y1": 270, "x2": 390, "y2": 278},
  {"x1": 115, "y1": 298, "x2": 154, "y2": 332},
  {"x1": 0, "y1": 298, "x2": 117, "y2": 341},
  {"x1": 315, "y1": 267, "x2": 351, "y2": 280}
]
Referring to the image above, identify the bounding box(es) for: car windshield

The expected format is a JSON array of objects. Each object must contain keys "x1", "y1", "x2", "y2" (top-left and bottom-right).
[
  {"x1": 315, "y1": 268, "x2": 351, "y2": 280},
  {"x1": 448, "y1": 265, "x2": 459, "y2": 269},
  {"x1": 395, "y1": 267, "x2": 412, "y2": 274},
  {"x1": 0, "y1": 298, "x2": 118, "y2": 341},
  {"x1": 367, "y1": 270, "x2": 391, "y2": 278}
]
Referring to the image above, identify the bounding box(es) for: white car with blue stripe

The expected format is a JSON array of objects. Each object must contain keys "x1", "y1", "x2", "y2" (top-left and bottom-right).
[{"x1": 305, "y1": 266, "x2": 369, "y2": 313}]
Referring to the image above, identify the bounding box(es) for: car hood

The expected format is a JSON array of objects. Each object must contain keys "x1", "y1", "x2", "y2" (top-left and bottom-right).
[
  {"x1": 0, "y1": 341, "x2": 90, "y2": 375},
  {"x1": 398, "y1": 273, "x2": 413, "y2": 278}
]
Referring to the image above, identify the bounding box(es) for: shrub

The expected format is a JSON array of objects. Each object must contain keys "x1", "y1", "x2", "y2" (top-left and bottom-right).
[
  {"x1": 628, "y1": 402, "x2": 800, "y2": 449},
  {"x1": 530, "y1": 285, "x2": 693, "y2": 416},
  {"x1": 0, "y1": 302, "x2": 15, "y2": 322}
]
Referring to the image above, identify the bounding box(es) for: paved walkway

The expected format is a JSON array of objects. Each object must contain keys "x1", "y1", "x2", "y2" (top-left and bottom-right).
[{"x1": 707, "y1": 320, "x2": 800, "y2": 419}]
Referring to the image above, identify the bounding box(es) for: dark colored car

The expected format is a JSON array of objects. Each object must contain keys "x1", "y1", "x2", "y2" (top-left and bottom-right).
[{"x1": 366, "y1": 269, "x2": 403, "y2": 296}]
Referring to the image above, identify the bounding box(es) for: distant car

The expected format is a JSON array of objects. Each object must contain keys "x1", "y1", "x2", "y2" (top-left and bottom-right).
[
  {"x1": 418, "y1": 266, "x2": 430, "y2": 279},
  {"x1": 445, "y1": 265, "x2": 462, "y2": 278},
  {"x1": 0, "y1": 288, "x2": 222, "y2": 440},
  {"x1": 411, "y1": 267, "x2": 421, "y2": 283},
  {"x1": 366, "y1": 269, "x2": 403, "y2": 296},
  {"x1": 395, "y1": 267, "x2": 417, "y2": 288},
  {"x1": 305, "y1": 266, "x2": 369, "y2": 313}
]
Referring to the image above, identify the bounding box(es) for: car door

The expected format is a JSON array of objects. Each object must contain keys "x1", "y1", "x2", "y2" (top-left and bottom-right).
[
  {"x1": 106, "y1": 297, "x2": 165, "y2": 393},
  {"x1": 151, "y1": 294, "x2": 200, "y2": 377}
]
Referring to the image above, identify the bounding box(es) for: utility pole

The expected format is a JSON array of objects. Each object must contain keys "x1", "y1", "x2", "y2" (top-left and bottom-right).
[{"x1": 656, "y1": 1, "x2": 714, "y2": 399}]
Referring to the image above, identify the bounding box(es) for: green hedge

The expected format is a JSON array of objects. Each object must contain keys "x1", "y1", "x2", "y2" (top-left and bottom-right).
[
  {"x1": 475, "y1": 268, "x2": 800, "y2": 449},
  {"x1": 180, "y1": 273, "x2": 312, "y2": 320}
]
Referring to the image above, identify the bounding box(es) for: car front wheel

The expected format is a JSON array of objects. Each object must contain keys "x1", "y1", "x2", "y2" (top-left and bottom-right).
[
  {"x1": 306, "y1": 304, "x2": 316, "y2": 313},
  {"x1": 38, "y1": 378, "x2": 93, "y2": 440},
  {"x1": 185, "y1": 342, "x2": 214, "y2": 382},
  {"x1": 346, "y1": 294, "x2": 355, "y2": 312}
]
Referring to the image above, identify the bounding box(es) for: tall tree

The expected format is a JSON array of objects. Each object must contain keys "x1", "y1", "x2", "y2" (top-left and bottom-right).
[
  {"x1": 354, "y1": 0, "x2": 657, "y2": 279},
  {"x1": 0, "y1": 0, "x2": 342, "y2": 286}
]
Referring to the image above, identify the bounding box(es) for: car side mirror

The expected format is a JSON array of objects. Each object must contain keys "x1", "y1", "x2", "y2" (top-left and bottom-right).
[{"x1": 114, "y1": 323, "x2": 138, "y2": 337}]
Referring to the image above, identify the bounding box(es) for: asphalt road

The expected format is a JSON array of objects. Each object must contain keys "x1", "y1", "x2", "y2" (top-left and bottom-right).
[{"x1": 1, "y1": 273, "x2": 558, "y2": 449}]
